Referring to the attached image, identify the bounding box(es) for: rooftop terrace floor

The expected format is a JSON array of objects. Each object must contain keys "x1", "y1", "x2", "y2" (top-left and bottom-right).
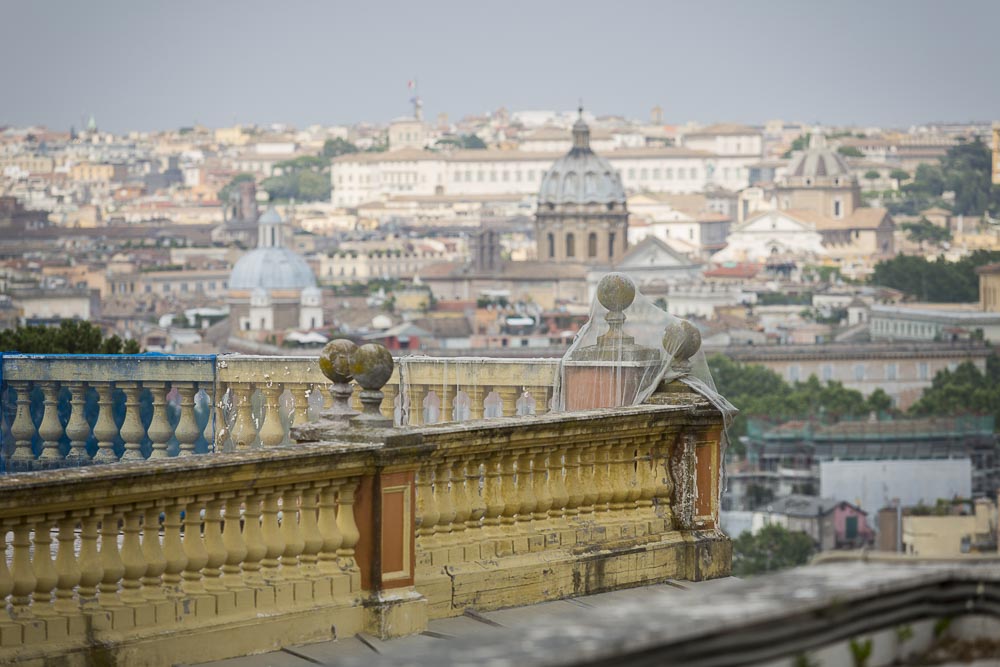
[{"x1": 190, "y1": 578, "x2": 741, "y2": 667}]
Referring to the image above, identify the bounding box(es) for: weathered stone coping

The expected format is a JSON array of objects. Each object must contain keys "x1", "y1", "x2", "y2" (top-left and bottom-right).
[{"x1": 335, "y1": 562, "x2": 1000, "y2": 667}]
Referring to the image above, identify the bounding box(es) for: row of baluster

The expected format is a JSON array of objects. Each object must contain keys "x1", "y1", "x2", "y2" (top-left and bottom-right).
[
  {"x1": 414, "y1": 436, "x2": 675, "y2": 555},
  {"x1": 0, "y1": 479, "x2": 360, "y2": 622},
  {"x1": 2, "y1": 380, "x2": 213, "y2": 466},
  {"x1": 1, "y1": 381, "x2": 558, "y2": 467}
]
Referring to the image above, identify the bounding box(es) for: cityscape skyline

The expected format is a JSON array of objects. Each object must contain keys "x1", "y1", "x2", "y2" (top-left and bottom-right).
[{"x1": 2, "y1": 0, "x2": 999, "y2": 133}]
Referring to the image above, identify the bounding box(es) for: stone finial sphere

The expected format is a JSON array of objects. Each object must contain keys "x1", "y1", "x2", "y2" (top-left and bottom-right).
[
  {"x1": 662, "y1": 319, "x2": 702, "y2": 362},
  {"x1": 319, "y1": 339, "x2": 358, "y2": 384},
  {"x1": 596, "y1": 273, "x2": 636, "y2": 312},
  {"x1": 349, "y1": 343, "x2": 394, "y2": 390}
]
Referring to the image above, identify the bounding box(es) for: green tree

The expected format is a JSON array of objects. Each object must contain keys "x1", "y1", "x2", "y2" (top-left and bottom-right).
[
  {"x1": 732, "y1": 524, "x2": 814, "y2": 576},
  {"x1": 909, "y1": 356, "x2": 1000, "y2": 423},
  {"x1": 870, "y1": 250, "x2": 1000, "y2": 302},
  {"x1": 863, "y1": 169, "x2": 881, "y2": 180},
  {"x1": 0, "y1": 321, "x2": 141, "y2": 354},
  {"x1": 218, "y1": 172, "x2": 255, "y2": 204},
  {"x1": 322, "y1": 137, "x2": 358, "y2": 158},
  {"x1": 901, "y1": 218, "x2": 952, "y2": 247},
  {"x1": 890, "y1": 168, "x2": 910, "y2": 182},
  {"x1": 782, "y1": 134, "x2": 811, "y2": 158},
  {"x1": 839, "y1": 146, "x2": 865, "y2": 158},
  {"x1": 864, "y1": 388, "x2": 895, "y2": 415}
]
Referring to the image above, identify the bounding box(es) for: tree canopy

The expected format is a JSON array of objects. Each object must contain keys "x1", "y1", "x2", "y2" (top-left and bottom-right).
[
  {"x1": 261, "y1": 154, "x2": 331, "y2": 202},
  {"x1": 901, "y1": 218, "x2": 952, "y2": 247},
  {"x1": 839, "y1": 146, "x2": 865, "y2": 158},
  {"x1": 0, "y1": 321, "x2": 141, "y2": 354},
  {"x1": 322, "y1": 137, "x2": 358, "y2": 158},
  {"x1": 436, "y1": 134, "x2": 487, "y2": 150},
  {"x1": 218, "y1": 172, "x2": 255, "y2": 204},
  {"x1": 908, "y1": 355, "x2": 1000, "y2": 424},
  {"x1": 732, "y1": 524, "x2": 815, "y2": 576},
  {"x1": 708, "y1": 354, "x2": 890, "y2": 454},
  {"x1": 869, "y1": 249, "x2": 1000, "y2": 302},
  {"x1": 888, "y1": 138, "x2": 1000, "y2": 216}
]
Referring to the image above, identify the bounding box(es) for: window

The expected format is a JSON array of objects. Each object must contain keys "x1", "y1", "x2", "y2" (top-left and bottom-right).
[
  {"x1": 666, "y1": 168, "x2": 673, "y2": 179},
  {"x1": 608, "y1": 232, "x2": 616, "y2": 258},
  {"x1": 565, "y1": 233, "x2": 576, "y2": 258},
  {"x1": 919, "y1": 362, "x2": 929, "y2": 380},
  {"x1": 490, "y1": 171, "x2": 497, "y2": 182},
  {"x1": 502, "y1": 171, "x2": 509, "y2": 182},
  {"x1": 477, "y1": 171, "x2": 484, "y2": 182},
  {"x1": 854, "y1": 364, "x2": 865, "y2": 381},
  {"x1": 834, "y1": 199, "x2": 842, "y2": 218},
  {"x1": 789, "y1": 365, "x2": 801, "y2": 382},
  {"x1": 821, "y1": 364, "x2": 833, "y2": 381},
  {"x1": 144, "y1": 284, "x2": 152, "y2": 293},
  {"x1": 588, "y1": 232, "x2": 598, "y2": 258},
  {"x1": 845, "y1": 515, "x2": 858, "y2": 540},
  {"x1": 653, "y1": 168, "x2": 661, "y2": 179},
  {"x1": 628, "y1": 168, "x2": 636, "y2": 179},
  {"x1": 547, "y1": 232, "x2": 555, "y2": 258},
  {"x1": 885, "y1": 363, "x2": 898, "y2": 381},
  {"x1": 515, "y1": 171, "x2": 522, "y2": 181}
]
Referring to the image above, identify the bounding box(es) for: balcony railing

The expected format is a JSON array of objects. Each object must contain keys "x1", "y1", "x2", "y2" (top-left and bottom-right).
[
  {"x1": 0, "y1": 394, "x2": 729, "y2": 665},
  {"x1": 0, "y1": 353, "x2": 560, "y2": 473}
]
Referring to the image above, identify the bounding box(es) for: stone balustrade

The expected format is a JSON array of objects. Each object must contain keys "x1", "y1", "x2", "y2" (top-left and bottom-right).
[
  {"x1": 0, "y1": 354, "x2": 559, "y2": 473},
  {"x1": 0, "y1": 396, "x2": 728, "y2": 665}
]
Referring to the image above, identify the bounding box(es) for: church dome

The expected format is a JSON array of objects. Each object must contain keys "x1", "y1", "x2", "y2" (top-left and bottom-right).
[
  {"x1": 538, "y1": 111, "x2": 626, "y2": 207},
  {"x1": 787, "y1": 134, "x2": 853, "y2": 180},
  {"x1": 228, "y1": 207, "x2": 317, "y2": 291},
  {"x1": 229, "y1": 247, "x2": 317, "y2": 290}
]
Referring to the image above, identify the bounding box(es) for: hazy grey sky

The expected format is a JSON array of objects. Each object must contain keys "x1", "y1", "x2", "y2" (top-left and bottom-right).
[{"x1": 2, "y1": 0, "x2": 998, "y2": 133}]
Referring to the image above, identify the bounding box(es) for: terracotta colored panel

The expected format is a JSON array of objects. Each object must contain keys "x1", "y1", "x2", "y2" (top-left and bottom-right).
[
  {"x1": 354, "y1": 475, "x2": 375, "y2": 591},
  {"x1": 381, "y1": 488, "x2": 406, "y2": 575}
]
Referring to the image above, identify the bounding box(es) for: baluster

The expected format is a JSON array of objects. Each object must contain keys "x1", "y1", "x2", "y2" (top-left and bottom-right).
[
  {"x1": 201, "y1": 389, "x2": 216, "y2": 452},
  {"x1": 433, "y1": 460, "x2": 456, "y2": 542},
  {"x1": 32, "y1": 519, "x2": 58, "y2": 615},
  {"x1": 222, "y1": 495, "x2": 248, "y2": 588},
  {"x1": 515, "y1": 451, "x2": 537, "y2": 530},
  {"x1": 465, "y1": 456, "x2": 487, "y2": 533},
  {"x1": 467, "y1": 388, "x2": 485, "y2": 420},
  {"x1": 260, "y1": 491, "x2": 285, "y2": 581},
  {"x1": 64, "y1": 382, "x2": 91, "y2": 464},
  {"x1": 563, "y1": 446, "x2": 584, "y2": 517},
  {"x1": 98, "y1": 512, "x2": 125, "y2": 606},
  {"x1": 241, "y1": 494, "x2": 266, "y2": 586},
  {"x1": 526, "y1": 386, "x2": 550, "y2": 415},
  {"x1": 408, "y1": 386, "x2": 426, "y2": 426},
  {"x1": 579, "y1": 445, "x2": 599, "y2": 515},
  {"x1": 229, "y1": 383, "x2": 258, "y2": 450},
  {"x1": 37, "y1": 383, "x2": 64, "y2": 462},
  {"x1": 0, "y1": 522, "x2": 13, "y2": 616},
  {"x1": 414, "y1": 467, "x2": 438, "y2": 547},
  {"x1": 336, "y1": 481, "x2": 360, "y2": 568},
  {"x1": 181, "y1": 500, "x2": 207, "y2": 595},
  {"x1": 531, "y1": 449, "x2": 553, "y2": 522},
  {"x1": 279, "y1": 486, "x2": 305, "y2": 578},
  {"x1": 549, "y1": 448, "x2": 570, "y2": 521},
  {"x1": 288, "y1": 384, "x2": 313, "y2": 427},
  {"x1": 53, "y1": 514, "x2": 82, "y2": 614},
  {"x1": 202, "y1": 497, "x2": 226, "y2": 592},
  {"x1": 593, "y1": 443, "x2": 614, "y2": 514},
  {"x1": 496, "y1": 387, "x2": 520, "y2": 418},
  {"x1": 609, "y1": 441, "x2": 632, "y2": 514},
  {"x1": 9, "y1": 381, "x2": 36, "y2": 467},
  {"x1": 635, "y1": 442, "x2": 657, "y2": 513},
  {"x1": 161, "y1": 503, "x2": 187, "y2": 597},
  {"x1": 9, "y1": 521, "x2": 36, "y2": 614},
  {"x1": 213, "y1": 380, "x2": 231, "y2": 452},
  {"x1": 138, "y1": 505, "x2": 166, "y2": 601},
  {"x1": 119, "y1": 382, "x2": 146, "y2": 461},
  {"x1": 258, "y1": 384, "x2": 285, "y2": 448},
  {"x1": 381, "y1": 383, "x2": 398, "y2": 422},
  {"x1": 450, "y1": 459, "x2": 471, "y2": 542},
  {"x1": 77, "y1": 512, "x2": 102, "y2": 608},
  {"x1": 298, "y1": 485, "x2": 321, "y2": 575},
  {"x1": 119, "y1": 509, "x2": 147, "y2": 605},
  {"x1": 499, "y1": 452, "x2": 519, "y2": 528},
  {"x1": 92, "y1": 383, "x2": 119, "y2": 463},
  {"x1": 625, "y1": 443, "x2": 644, "y2": 515},
  {"x1": 317, "y1": 482, "x2": 344, "y2": 575},
  {"x1": 146, "y1": 384, "x2": 173, "y2": 459},
  {"x1": 174, "y1": 383, "x2": 200, "y2": 457},
  {"x1": 482, "y1": 454, "x2": 505, "y2": 537}
]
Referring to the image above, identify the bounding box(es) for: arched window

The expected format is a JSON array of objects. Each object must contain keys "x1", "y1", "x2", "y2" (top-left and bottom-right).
[
  {"x1": 588, "y1": 232, "x2": 598, "y2": 258},
  {"x1": 608, "y1": 232, "x2": 616, "y2": 258},
  {"x1": 547, "y1": 232, "x2": 555, "y2": 258},
  {"x1": 566, "y1": 233, "x2": 576, "y2": 258}
]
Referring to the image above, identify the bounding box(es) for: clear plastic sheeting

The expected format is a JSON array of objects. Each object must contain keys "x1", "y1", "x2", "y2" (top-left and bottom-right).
[{"x1": 552, "y1": 272, "x2": 736, "y2": 426}]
